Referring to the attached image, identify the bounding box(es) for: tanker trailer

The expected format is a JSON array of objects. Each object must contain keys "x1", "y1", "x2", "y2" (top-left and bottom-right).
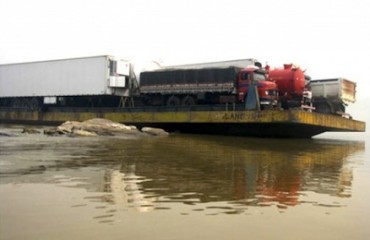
[{"x1": 267, "y1": 64, "x2": 309, "y2": 109}]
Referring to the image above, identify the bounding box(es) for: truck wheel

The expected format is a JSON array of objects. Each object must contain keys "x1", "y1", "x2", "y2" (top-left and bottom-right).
[
  {"x1": 181, "y1": 95, "x2": 196, "y2": 106},
  {"x1": 333, "y1": 103, "x2": 345, "y2": 114},
  {"x1": 314, "y1": 102, "x2": 332, "y2": 114},
  {"x1": 166, "y1": 96, "x2": 181, "y2": 106}
]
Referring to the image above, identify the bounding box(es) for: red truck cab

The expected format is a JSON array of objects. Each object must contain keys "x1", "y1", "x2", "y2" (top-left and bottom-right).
[{"x1": 237, "y1": 67, "x2": 278, "y2": 108}]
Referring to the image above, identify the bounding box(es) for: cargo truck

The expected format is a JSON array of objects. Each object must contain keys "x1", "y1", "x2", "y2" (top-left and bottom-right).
[
  {"x1": 139, "y1": 65, "x2": 279, "y2": 108},
  {"x1": 0, "y1": 55, "x2": 138, "y2": 109}
]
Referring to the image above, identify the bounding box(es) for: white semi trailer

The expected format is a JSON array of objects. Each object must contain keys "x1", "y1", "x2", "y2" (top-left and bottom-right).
[{"x1": 0, "y1": 55, "x2": 138, "y2": 109}]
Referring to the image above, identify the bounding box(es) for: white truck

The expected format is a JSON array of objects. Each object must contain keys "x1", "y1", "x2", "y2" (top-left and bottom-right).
[
  {"x1": 310, "y1": 78, "x2": 356, "y2": 115},
  {"x1": 0, "y1": 55, "x2": 138, "y2": 109}
]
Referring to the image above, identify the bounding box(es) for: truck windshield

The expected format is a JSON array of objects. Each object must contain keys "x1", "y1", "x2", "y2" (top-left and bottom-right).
[{"x1": 253, "y1": 72, "x2": 266, "y2": 81}]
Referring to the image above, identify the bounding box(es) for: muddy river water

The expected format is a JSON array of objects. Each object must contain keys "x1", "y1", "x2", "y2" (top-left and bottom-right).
[{"x1": 1, "y1": 125, "x2": 369, "y2": 240}]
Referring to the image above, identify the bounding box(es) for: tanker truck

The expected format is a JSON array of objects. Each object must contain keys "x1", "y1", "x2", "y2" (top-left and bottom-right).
[
  {"x1": 267, "y1": 64, "x2": 356, "y2": 115},
  {"x1": 139, "y1": 65, "x2": 279, "y2": 109}
]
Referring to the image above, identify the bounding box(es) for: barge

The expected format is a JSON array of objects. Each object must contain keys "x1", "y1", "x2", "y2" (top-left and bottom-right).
[{"x1": 0, "y1": 56, "x2": 366, "y2": 138}]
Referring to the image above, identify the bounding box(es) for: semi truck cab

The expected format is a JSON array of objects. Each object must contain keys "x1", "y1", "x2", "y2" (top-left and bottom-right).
[{"x1": 237, "y1": 68, "x2": 278, "y2": 108}]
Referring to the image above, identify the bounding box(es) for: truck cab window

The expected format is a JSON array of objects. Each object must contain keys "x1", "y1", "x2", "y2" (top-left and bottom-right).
[
  {"x1": 253, "y1": 73, "x2": 266, "y2": 81},
  {"x1": 241, "y1": 72, "x2": 249, "y2": 80}
]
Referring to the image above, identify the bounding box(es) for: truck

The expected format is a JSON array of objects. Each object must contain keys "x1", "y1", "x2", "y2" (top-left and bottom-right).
[
  {"x1": 0, "y1": 55, "x2": 138, "y2": 109},
  {"x1": 309, "y1": 78, "x2": 356, "y2": 115},
  {"x1": 139, "y1": 65, "x2": 279, "y2": 108},
  {"x1": 267, "y1": 64, "x2": 356, "y2": 115}
]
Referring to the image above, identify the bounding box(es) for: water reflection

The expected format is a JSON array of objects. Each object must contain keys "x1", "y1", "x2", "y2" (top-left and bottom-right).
[
  {"x1": 75, "y1": 135, "x2": 364, "y2": 215},
  {"x1": 103, "y1": 167, "x2": 157, "y2": 213},
  {"x1": 0, "y1": 131, "x2": 365, "y2": 217}
]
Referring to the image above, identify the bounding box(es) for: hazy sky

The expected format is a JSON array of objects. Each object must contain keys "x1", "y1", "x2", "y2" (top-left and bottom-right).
[{"x1": 1, "y1": 0, "x2": 369, "y2": 122}]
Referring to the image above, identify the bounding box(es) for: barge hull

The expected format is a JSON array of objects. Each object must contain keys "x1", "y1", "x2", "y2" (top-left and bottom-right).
[{"x1": 0, "y1": 108, "x2": 365, "y2": 138}]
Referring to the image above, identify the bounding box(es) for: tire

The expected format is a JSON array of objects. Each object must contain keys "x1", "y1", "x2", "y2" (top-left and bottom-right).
[
  {"x1": 314, "y1": 101, "x2": 333, "y2": 114},
  {"x1": 334, "y1": 103, "x2": 345, "y2": 113},
  {"x1": 166, "y1": 96, "x2": 181, "y2": 106},
  {"x1": 181, "y1": 95, "x2": 196, "y2": 106}
]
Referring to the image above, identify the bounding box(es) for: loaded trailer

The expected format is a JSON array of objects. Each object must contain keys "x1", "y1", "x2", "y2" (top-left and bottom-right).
[
  {"x1": 0, "y1": 55, "x2": 138, "y2": 109},
  {"x1": 140, "y1": 66, "x2": 278, "y2": 108},
  {"x1": 310, "y1": 78, "x2": 356, "y2": 115}
]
